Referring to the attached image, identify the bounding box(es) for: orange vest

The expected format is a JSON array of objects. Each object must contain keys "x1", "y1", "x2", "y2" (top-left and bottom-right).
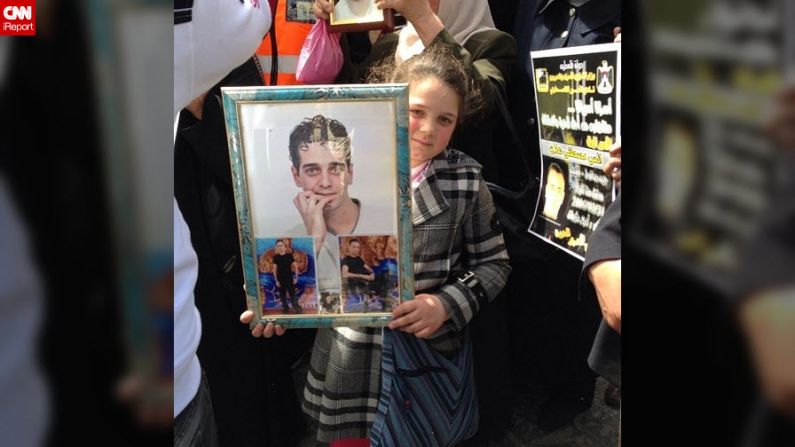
[{"x1": 256, "y1": 0, "x2": 313, "y2": 85}]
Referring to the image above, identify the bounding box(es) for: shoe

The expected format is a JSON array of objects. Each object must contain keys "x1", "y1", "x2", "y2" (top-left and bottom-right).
[
  {"x1": 537, "y1": 388, "x2": 593, "y2": 430},
  {"x1": 604, "y1": 383, "x2": 620, "y2": 409}
]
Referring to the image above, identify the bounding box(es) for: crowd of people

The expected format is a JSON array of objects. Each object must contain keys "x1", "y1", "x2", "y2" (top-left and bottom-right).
[{"x1": 173, "y1": 1, "x2": 620, "y2": 446}]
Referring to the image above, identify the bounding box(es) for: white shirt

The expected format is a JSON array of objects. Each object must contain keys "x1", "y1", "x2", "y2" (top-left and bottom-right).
[{"x1": 173, "y1": 201, "x2": 202, "y2": 417}]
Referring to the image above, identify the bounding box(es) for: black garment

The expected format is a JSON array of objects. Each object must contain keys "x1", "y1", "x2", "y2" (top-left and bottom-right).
[
  {"x1": 273, "y1": 253, "x2": 299, "y2": 310},
  {"x1": 174, "y1": 58, "x2": 312, "y2": 447},
  {"x1": 341, "y1": 255, "x2": 369, "y2": 293},
  {"x1": 272, "y1": 253, "x2": 295, "y2": 283}
]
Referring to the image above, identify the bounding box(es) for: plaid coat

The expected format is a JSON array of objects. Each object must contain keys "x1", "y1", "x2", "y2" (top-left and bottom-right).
[{"x1": 302, "y1": 149, "x2": 511, "y2": 442}]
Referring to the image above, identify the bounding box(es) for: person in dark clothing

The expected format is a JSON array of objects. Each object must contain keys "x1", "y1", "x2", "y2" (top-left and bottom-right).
[
  {"x1": 340, "y1": 239, "x2": 374, "y2": 312},
  {"x1": 272, "y1": 239, "x2": 302, "y2": 313},
  {"x1": 502, "y1": 0, "x2": 621, "y2": 431}
]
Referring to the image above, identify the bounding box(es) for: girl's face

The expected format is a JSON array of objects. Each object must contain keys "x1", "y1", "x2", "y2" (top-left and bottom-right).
[{"x1": 408, "y1": 76, "x2": 460, "y2": 167}]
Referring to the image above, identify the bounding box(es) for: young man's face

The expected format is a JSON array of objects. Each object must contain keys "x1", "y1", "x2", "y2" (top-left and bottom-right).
[
  {"x1": 349, "y1": 241, "x2": 361, "y2": 257},
  {"x1": 542, "y1": 168, "x2": 566, "y2": 220},
  {"x1": 291, "y1": 141, "x2": 353, "y2": 211},
  {"x1": 275, "y1": 241, "x2": 286, "y2": 254}
]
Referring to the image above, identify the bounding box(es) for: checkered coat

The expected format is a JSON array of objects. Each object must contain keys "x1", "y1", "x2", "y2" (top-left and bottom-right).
[{"x1": 301, "y1": 150, "x2": 511, "y2": 442}]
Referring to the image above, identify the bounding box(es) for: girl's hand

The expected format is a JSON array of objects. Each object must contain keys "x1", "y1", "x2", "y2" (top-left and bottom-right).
[
  {"x1": 388, "y1": 293, "x2": 448, "y2": 338},
  {"x1": 240, "y1": 310, "x2": 286, "y2": 337}
]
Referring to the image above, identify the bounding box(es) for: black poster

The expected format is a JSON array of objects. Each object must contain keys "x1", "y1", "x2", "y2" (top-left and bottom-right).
[{"x1": 528, "y1": 43, "x2": 621, "y2": 259}]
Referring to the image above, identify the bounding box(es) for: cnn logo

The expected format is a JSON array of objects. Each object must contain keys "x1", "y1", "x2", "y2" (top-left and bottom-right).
[
  {"x1": 3, "y1": 6, "x2": 31, "y2": 20},
  {"x1": 0, "y1": 2, "x2": 35, "y2": 35}
]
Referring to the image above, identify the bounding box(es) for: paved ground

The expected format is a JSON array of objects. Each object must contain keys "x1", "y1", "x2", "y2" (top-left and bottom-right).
[
  {"x1": 293, "y1": 357, "x2": 620, "y2": 447},
  {"x1": 459, "y1": 377, "x2": 620, "y2": 447}
]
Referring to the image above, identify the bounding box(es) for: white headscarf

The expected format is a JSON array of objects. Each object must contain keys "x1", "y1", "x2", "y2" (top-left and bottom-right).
[
  {"x1": 173, "y1": 0, "x2": 272, "y2": 117},
  {"x1": 395, "y1": 0, "x2": 496, "y2": 63}
]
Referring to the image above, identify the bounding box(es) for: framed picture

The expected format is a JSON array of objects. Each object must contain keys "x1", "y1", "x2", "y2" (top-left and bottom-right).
[
  {"x1": 286, "y1": 0, "x2": 316, "y2": 23},
  {"x1": 328, "y1": 0, "x2": 394, "y2": 33},
  {"x1": 221, "y1": 84, "x2": 413, "y2": 328}
]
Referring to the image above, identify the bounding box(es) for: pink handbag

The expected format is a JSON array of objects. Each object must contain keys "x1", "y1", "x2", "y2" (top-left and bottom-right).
[{"x1": 296, "y1": 18, "x2": 343, "y2": 84}]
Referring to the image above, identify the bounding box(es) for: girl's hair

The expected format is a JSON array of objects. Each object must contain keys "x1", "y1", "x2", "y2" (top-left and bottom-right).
[{"x1": 368, "y1": 44, "x2": 483, "y2": 126}]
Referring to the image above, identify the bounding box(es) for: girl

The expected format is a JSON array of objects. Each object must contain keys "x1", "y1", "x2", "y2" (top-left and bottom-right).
[{"x1": 243, "y1": 44, "x2": 510, "y2": 446}]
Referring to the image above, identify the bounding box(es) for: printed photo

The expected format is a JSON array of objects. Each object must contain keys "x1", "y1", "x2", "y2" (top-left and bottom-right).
[{"x1": 339, "y1": 235, "x2": 399, "y2": 314}]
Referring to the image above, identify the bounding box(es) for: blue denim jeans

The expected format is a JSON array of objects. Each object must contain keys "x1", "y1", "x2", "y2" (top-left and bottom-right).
[{"x1": 175, "y1": 371, "x2": 219, "y2": 447}]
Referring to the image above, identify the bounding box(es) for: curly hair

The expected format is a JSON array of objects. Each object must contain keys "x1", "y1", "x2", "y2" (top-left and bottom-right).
[{"x1": 288, "y1": 114, "x2": 352, "y2": 169}]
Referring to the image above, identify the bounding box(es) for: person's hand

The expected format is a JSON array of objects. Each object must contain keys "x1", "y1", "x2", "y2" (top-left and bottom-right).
[
  {"x1": 240, "y1": 310, "x2": 286, "y2": 337},
  {"x1": 765, "y1": 84, "x2": 795, "y2": 151},
  {"x1": 115, "y1": 373, "x2": 173, "y2": 428},
  {"x1": 603, "y1": 144, "x2": 622, "y2": 183},
  {"x1": 293, "y1": 276, "x2": 298, "y2": 285},
  {"x1": 375, "y1": 0, "x2": 442, "y2": 45},
  {"x1": 588, "y1": 259, "x2": 621, "y2": 334},
  {"x1": 313, "y1": 0, "x2": 333, "y2": 20},
  {"x1": 276, "y1": 280, "x2": 281, "y2": 288},
  {"x1": 740, "y1": 288, "x2": 795, "y2": 419},
  {"x1": 613, "y1": 26, "x2": 621, "y2": 43},
  {"x1": 388, "y1": 293, "x2": 448, "y2": 338},
  {"x1": 293, "y1": 191, "x2": 334, "y2": 242},
  {"x1": 375, "y1": 0, "x2": 433, "y2": 23}
]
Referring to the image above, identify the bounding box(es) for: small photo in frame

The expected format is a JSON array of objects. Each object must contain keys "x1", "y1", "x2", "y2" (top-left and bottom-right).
[
  {"x1": 339, "y1": 235, "x2": 399, "y2": 314},
  {"x1": 257, "y1": 236, "x2": 318, "y2": 315},
  {"x1": 286, "y1": 0, "x2": 316, "y2": 23},
  {"x1": 329, "y1": 0, "x2": 395, "y2": 32},
  {"x1": 222, "y1": 84, "x2": 413, "y2": 328}
]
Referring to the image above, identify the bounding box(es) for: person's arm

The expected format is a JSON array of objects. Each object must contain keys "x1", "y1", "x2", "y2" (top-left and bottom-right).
[
  {"x1": 581, "y1": 192, "x2": 622, "y2": 333},
  {"x1": 433, "y1": 180, "x2": 511, "y2": 331},
  {"x1": 390, "y1": 179, "x2": 511, "y2": 337},
  {"x1": 364, "y1": 263, "x2": 375, "y2": 281},
  {"x1": 588, "y1": 259, "x2": 621, "y2": 334},
  {"x1": 739, "y1": 288, "x2": 795, "y2": 419},
  {"x1": 272, "y1": 261, "x2": 280, "y2": 287},
  {"x1": 453, "y1": 29, "x2": 517, "y2": 119},
  {"x1": 291, "y1": 260, "x2": 298, "y2": 284},
  {"x1": 341, "y1": 263, "x2": 353, "y2": 279}
]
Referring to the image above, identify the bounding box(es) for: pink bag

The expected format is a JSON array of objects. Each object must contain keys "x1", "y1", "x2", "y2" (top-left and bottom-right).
[{"x1": 296, "y1": 19, "x2": 343, "y2": 84}]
